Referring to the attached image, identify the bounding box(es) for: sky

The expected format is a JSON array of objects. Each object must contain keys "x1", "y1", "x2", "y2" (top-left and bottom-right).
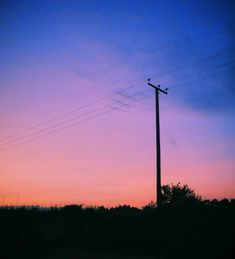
[{"x1": 0, "y1": 0, "x2": 235, "y2": 207}]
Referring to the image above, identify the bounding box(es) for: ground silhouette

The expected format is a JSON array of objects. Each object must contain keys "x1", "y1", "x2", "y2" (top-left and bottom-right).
[{"x1": 0, "y1": 184, "x2": 234, "y2": 259}]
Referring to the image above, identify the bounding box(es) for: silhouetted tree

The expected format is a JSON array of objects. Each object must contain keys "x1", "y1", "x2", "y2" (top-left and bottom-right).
[{"x1": 161, "y1": 183, "x2": 202, "y2": 206}]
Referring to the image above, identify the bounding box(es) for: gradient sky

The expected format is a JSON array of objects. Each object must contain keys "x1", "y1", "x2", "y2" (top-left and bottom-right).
[{"x1": 1, "y1": 0, "x2": 235, "y2": 207}]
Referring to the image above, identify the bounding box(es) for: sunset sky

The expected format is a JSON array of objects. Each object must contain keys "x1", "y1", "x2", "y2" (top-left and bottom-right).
[{"x1": 1, "y1": 0, "x2": 235, "y2": 207}]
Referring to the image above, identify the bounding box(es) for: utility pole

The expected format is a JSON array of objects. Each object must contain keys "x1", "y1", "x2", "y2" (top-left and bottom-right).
[{"x1": 148, "y1": 79, "x2": 168, "y2": 206}]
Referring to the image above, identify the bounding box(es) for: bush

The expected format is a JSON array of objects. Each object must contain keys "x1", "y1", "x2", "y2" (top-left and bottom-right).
[{"x1": 161, "y1": 183, "x2": 202, "y2": 206}]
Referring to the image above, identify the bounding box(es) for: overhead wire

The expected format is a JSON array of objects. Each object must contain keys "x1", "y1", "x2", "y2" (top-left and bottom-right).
[
  {"x1": 0, "y1": 81, "x2": 143, "y2": 143},
  {"x1": 1, "y1": 48, "x2": 234, "y2": 150},
  {"x1": 159, "y1": 60, "x2": 235, "y2": 86},
  {"x1": 8, "y1": 63, "x2": 229, "y2": 151},
  {"x1": 0, "y1": 89, "x2": 152, "y2": 152},
  {"x1": 0, "y1": 88, "x2": 148, "y2": 148},
  {"x1": 150, "y1": 48, "x2": 235, "y2": 81},
  {"x1": 167, "y1": 67, "x2": 235, "y2": 90}
]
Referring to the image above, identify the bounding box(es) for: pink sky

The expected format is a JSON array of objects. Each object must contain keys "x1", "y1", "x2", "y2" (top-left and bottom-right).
[
  {"x1": 1, "y1": 64, "x2": 234, "y2": 207},
  {"x1": 1, "y1": 1, "x2": 235, "y2": 208}
]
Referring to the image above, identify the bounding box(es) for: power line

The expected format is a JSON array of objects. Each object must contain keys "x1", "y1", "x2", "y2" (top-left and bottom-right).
[
  {"x1": 0, "y1": 90, "x2": 151, "y2": 152},
  {"x1": 160, "y1": 60, "x2": 235, "y2": 86},
  {"x1": 1, "y1": 67, "x2": 232, "y2": 151},
  {"x1": 1, "y1": 48, "x2": 233, "y2": 146},
  {"x1": 0, "y1": 89, "x2": 147, "y2": 148},
  {"x1": 0, "y1": 81, "x2": 143, "y2": 143},
  {"x1": 168, "y1": 67, "x2": 235, "y2": 90},
  {"x1": 151, "y1": 48, "x2": 235, "y2": 81}
]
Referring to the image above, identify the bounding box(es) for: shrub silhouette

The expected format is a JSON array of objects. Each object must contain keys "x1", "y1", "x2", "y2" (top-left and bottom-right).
[
  {"x1": 161, "y1": 183, "x2": 202, "y2": 206},
  {"x1": 142, "y1": 201, "x2": 156, "y2": 210}
]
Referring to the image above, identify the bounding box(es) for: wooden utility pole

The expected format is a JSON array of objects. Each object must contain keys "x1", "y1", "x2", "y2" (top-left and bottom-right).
[{"x1": 148, "y1": 79, "x2": 168, "y2": 206}]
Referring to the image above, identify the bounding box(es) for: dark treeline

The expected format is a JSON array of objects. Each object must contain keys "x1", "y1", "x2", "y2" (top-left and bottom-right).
[{"x1": 0, "y1": 186, "x2": 234, "y2": 259}]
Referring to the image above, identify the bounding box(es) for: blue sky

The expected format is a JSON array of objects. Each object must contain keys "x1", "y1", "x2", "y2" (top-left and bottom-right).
[{"x1": 1, "y1": 0, "x2": 235, "y2": 111}]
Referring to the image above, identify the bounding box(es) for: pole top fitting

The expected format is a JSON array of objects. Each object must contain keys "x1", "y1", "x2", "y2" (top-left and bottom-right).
[{"x1": 147, "y1": 79, "x2": 168, "y2": 95}]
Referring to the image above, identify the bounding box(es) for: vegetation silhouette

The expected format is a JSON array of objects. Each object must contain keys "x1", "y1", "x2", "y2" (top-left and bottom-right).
[
  {"x1": 0, "y1": 184, "x2": 234, "y2": 259},
  {"x1": 161, "y1": 183, "x2": 202, "y2": 206}
]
